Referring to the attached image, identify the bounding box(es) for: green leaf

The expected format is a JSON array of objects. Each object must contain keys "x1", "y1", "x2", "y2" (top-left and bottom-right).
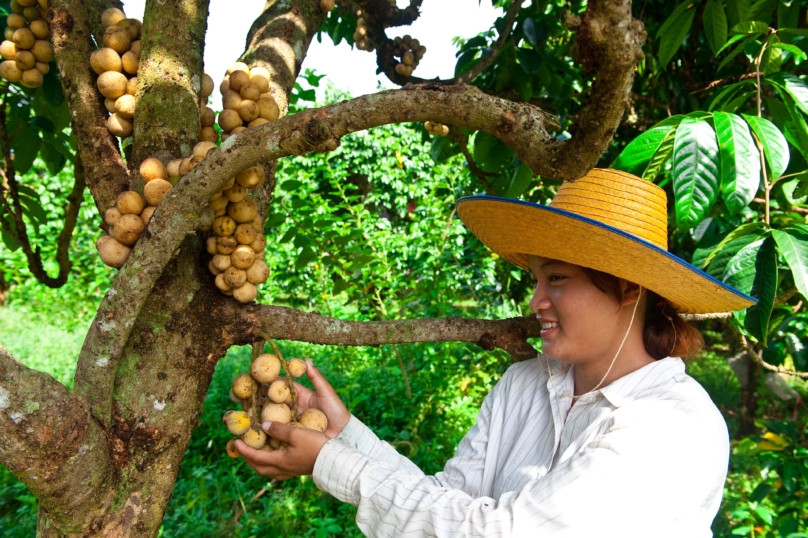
[
  {"x1": 772, "y1": 43, "x2": 807, "y2": 61},
  {"x1": 777, "y1": 2, "x2": 801, "y2": 40},
  {"x1": 778, "y1": 28, "x2": 808, "y2": 38},
  {"x1": 473, "y1": 131, "x2": 512, "y2": 173},
  {"x1": 658, "y1": 4, "x2": 697, "y2": 67},
  {"x1": 762, "y1": 44, "x2": 782, "y2": 75},
  {"x1": 723, "y1": 91, "x2": 755, "y2": 113},
  {"x1": 726, "y1": 0, "x2": 751, "y2": 28},
  {"x1": 730, "y1": 21, "x2": 769, "y2": 34},
  {"x1": 716, "y1": 33, "x2": 748, "y2": 55},
  {"x1": 672, "y1": 118, "x2": 721, "y2": 228},
  {"x1": 707, "y1": 228, "x2": 769, "y2": 277},
  {"x1": 295, "y1": 246, "x2": 317, "y2": 269},
  {"x1": 612, "y1": 124, "x2": 676, "y2": 175},
  {"x1": 1, "y1": 226, "x2": 19, "y2": 252},
  {"x1": 772, "y1": 225, "x2": 808, "y2": 300},
  {"x1": 657, "y1": 2, "x2": 695, "y2": 37},
  {"x1": 505, "y1": 163, "x2": 533, "y2": 198},
  {"x1": 701, "y1": 221, "x2": 768, "y2": 268},
  {"x1": 717, "y1": 36, "x2": 755, "y2": 72},
  {"x1": 745, "y1": 0, "x2": 777, "y2": 24},
  {"x1": 430, "y1": 136, "x2": 460, "y2": 164},
  {"x1": 281, "y1": 180, "x2": 303, "y2": 191},
  {"x1": 766, "y1": 72, "x2": 808, "y2": 115},
  {"x1": 11, "y1": 125, "x2": 41, "y2": 175},
  {"x1": 742, "y1": 114, "x2": 789, "y2": 179},
  {"x1": 642, "y1": 128, "x2": 678, "y2": 180},
  {"x1": 713, "y1": 112, "x2": 761, "y2": 214},
  {"x1": 708, "y1": 79, "x2": 754, "y2": 111},
  {"x1": 515, "y1": 48, "x2": 542, "y2": 75},
  {"x1": 724, "y1": 235, "x2": 777, "y2": 342},
  {"x1": 703, "y1": 0, "x2": 728, "y2": 55},
  {"x1": 522, "y1": 18, "x2": 548, "y2": 49}
]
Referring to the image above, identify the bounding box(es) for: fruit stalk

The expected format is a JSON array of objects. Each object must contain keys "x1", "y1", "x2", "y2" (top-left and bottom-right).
[
  {"x1": 245, "y1": 339, "x2": 264, "y2": 427},
  {"x1": 263, "y1": 334, "x2": 298, "y2": 419}
]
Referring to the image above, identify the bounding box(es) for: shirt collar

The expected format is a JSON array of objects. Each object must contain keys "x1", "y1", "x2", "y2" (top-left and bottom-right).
[
  {"x1": 598, "y1": 357, "x2": 685, "y2": 407},
  {"x1": 542, "y1": 355, "x2": 686, "y2": 407}
]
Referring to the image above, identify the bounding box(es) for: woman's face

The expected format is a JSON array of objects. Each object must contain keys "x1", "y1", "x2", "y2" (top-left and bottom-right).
[{"x1": 528, "y1": 255, "x2": 628, "y2": 365}]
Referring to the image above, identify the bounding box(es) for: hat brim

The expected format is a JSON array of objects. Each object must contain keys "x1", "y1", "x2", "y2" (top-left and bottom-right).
[{"x1": 456, "y1": 195, "x2": 756, "y2": 314}]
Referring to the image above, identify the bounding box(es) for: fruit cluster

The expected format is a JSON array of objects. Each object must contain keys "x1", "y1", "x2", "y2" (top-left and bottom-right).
[
  {"x1": 0, "y1": 0, "x2": 53, "y2": 89},
  {"x1": 353, "y1": 13, "x2": 374, "y2": 52},
  {"x1": 223, "y1": 349, "x2": 327, "y2": 456},
  {"x1": 424, "y1": 121, "x2": 449, "y2": 137},
  {"x1": 198, "y1": 73, "x2": 217, "y2": 144},
  {"x1": 96, "y1": 157, "x2": 174, "y2": 268},
  {"x1": 91, "y1": 8, "x2": 142, "y2": 138},
  {"x1": 205, "y1": 162, "x2": 270, "y2": 304},
  {"x1": 393, "y1": 34, "x2": 425, "y2": 78},
  {"x1": 217, "y1": 63, "x2": 279, "y2": 141}
]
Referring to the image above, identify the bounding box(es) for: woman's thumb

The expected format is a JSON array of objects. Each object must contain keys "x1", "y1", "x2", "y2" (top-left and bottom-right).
[{"x1": 263, "y1": 421, "x2": 293, "y2": 443}]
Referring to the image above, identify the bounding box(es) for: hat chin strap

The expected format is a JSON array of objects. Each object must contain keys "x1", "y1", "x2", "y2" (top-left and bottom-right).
[{"x1": 547, "y1": 287, "x2": 643, "y2": 400}]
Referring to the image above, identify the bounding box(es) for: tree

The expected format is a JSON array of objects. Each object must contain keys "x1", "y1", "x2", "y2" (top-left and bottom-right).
[{"x1": 0, "y1": 0, "x2": 806, "y2": 536}]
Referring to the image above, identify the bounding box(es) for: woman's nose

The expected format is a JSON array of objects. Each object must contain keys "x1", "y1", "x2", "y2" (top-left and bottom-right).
[{"x1": 529, "y1": 282, "x2": 551, "y2": 314}]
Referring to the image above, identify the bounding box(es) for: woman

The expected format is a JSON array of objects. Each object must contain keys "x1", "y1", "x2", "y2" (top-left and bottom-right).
[{"x1": 237, "y1": 168, "x2": 755, "y2": 537}]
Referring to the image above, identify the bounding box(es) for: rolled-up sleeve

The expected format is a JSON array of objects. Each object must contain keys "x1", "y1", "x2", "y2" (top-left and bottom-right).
[{"x1": 312, "y1": 399, "x2": 728, "y2": 537}]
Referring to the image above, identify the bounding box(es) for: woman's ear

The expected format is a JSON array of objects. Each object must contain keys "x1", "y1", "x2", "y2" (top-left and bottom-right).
[{"x1": 619, "y1": 280, "x2": 643, "y2": 307}]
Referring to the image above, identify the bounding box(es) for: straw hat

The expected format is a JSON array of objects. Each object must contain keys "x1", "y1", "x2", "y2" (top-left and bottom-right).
[{"x1": 456, "y1": 168, "x2": 756, "y2": 314}]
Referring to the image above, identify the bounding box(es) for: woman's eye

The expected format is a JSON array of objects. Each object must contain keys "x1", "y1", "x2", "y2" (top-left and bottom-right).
[{"x1": 549, "y1": 275, "x2": 565, "y2": 282}]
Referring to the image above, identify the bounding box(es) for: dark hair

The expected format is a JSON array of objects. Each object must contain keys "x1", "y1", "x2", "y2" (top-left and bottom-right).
[{"x1": 582, "y1": 267, "x2": 704, "y2": 360}]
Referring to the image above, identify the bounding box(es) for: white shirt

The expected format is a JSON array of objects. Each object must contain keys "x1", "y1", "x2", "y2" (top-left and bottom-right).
[{"x1": 313, "y1": 356, "x2": 730, "y2": 537}]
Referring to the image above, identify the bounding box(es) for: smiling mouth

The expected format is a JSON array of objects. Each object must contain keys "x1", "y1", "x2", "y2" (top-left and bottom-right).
[{"x1": 540, "y1": 321, "x2": 558, "y2": 330}]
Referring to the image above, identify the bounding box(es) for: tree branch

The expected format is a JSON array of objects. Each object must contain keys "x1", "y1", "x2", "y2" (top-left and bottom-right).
[
  {"x1": 0, "y1": 344, "x2": 114, "y2": 534},
  {"x1": 49, "y1": 0, "x2": 131, "y2": 214},
  {"x1": 243, "y1": 305, "x2": 541, "y2": 361},
  {"x1": 742, "y1": 336, "x2": 808, "y2": 379},
  {"x1": 363, "y1": 0, "x2": 522, "y2": 87},
  {"x1": 132, "y1": 0, "x2": 210, "y2": 170}
]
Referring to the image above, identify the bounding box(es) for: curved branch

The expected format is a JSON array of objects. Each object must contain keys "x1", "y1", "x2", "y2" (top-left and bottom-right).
[
  {"x1": 72, "y1": 82, "x2": 589, "y2": 425},
  {"x1": 244, "y1": 305, "x2": 540, "y2": 361},
  {"x1": 366, "y1": 0, "x2": 522, "y2": 87},
  {"x1": 742, "y1": 336, "x2": 808, "y2": 379},
  {"x1": 0, "y1": 345, "x2": 114, "y2": 534},
  {"x1": 49, "y1": 0, "x2": 131, "y2": 214}
]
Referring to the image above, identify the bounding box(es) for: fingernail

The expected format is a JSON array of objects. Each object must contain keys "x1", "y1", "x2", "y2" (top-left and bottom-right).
[
  {"x1": 262, "y1": 421, "x2": 272, "y2": 431},
  {"x1": 305, "y1": 358, "x2": 314, "y2": 367}
]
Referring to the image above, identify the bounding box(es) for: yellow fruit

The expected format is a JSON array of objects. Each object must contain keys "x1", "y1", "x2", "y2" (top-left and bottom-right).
[
  {"x1": 116, "y1": 191, "x2": 145, "y2": 215},
  {"x1": 96, "y1": 235, "x2": 132, "y2": 268},
  {"x1": 223, "y1": 410, "x2": 251, "y2": 435},
  {"x1": 232, "y1": 373, "x2": 257, "y2": 399},
  {"x1": 0, "y1": 60, "x2": 21, "y2": 82},
  {"x1": 246, "y1": 259, "x2": 269, "y2": 284},
  {"x1": 97, "y1": 71, "x2": 128, "y2": 99},
  {"x1": 112, "y1": 213, "x2": 145, "y2": 246},
  {"x1": 30, "y1": 39, "x2": 53, "y2": 63},
  {"x1": 225, "y1": 439, "x2": 240, "y2": 458},
  {"x1": 143, "y1": 178, "x2": 172, "y2": 206},
  {"x1": 101, "y1": 7, "x2": 126, "y2": 28},
  {"x1": 104, "y1": 206, "x2": 122, "y2": 226},
  {"x1": 257, "y1": 97, "x2": 279, "y2": 121},
  {"x1": 0, "y1": 40, "x2": 18, "y2": 60},
  {"x1": 121, "y1": 50, "x2": 138, "y2": 74},
  {"x1": 231, "y1": 245, "x2": 255, "y2": 270},
  {"x1": 267, "y1": 379, "x2": 291, "y2": 404},
  {"x1": 228, "y1": 69, "x2": 250, "y2": 92},
  {"x1": 261, "y1": 402, "x2": 291, "y2": 423},
  {"x1": 13, "y1": 49, "x2": 34, "y2": 70},
  {"x1": 107, "y1": 113, "x2": 133, "y2": 137},
  {"x1": 103, "y1": 25, "x2": 131, "y2": 54},
  {"x1": 227, "y1": 197, "x2": 257, "y2": 224},
  {"x1": 212, "y1": 215, "x2": 237, "y2": 237},
  {"x1": 139, "y1": 157, "x2": 167, "y2": 182},
  {"x1": 233, "y1": 282, "x2": 257, "y2": 303},
  {"x1": 227, "y1": 62, "x2": 249, "y2": 75},
  {"x1": 241, "y1": 427, "x2": 266, "y2": 449},
  {"x1": 218, "y1": 109, "x2": 242, "y2": 132},
  {"x1": 19, "y1": 68, "x2": 42, "y2": 88},
  {"x1": 114, "y1": 94, "x2": 136, "y2": 119},
  {"x1": 201, "y1": 73, "x2": 214, "y2": 98}
]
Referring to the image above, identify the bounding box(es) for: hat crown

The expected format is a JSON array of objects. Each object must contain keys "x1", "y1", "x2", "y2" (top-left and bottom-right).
[{"x1": 550, "y1": 169, "x2": 669, "y2": 250}]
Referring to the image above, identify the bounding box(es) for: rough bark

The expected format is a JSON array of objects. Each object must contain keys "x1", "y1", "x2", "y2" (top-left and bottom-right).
[
  {"x1": 0, "y1": 345, "x2": 114, "y2": 535},
  {"x1": 49, "y1": 0, "x2": 131, "y2": 214},
  {"x1": 131, "y1": 0, "x2": 209, "y2": 172},
  {"x1": 246, "y1": 305, "x2": 541, "y2": 361}
]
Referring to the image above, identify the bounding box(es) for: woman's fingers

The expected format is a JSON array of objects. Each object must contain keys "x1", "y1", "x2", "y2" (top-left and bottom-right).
[{"x1": 305, "y1": 359, "x2": 339, "y2": 396}]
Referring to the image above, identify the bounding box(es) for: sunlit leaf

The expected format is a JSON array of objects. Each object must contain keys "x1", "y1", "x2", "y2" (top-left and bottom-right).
[
  {"x1": 612, "y1": 124, "x2": 676, "y2": 175},
  {"x1": 723, "y1": 235, "x2": 777, "y2": 343},
  {"x1": 742, "y1": 114, "x2": 789, "y2": 179},
  {"x1": 772, "y1": 225, "x2": 808, "y2": 301},
  {"x1": 658, "y1": 3, "x2": 697, "y2": 67},
  {"x1": 672, "y1": 118, "x2": 720, "y2": 228},
  {"x1": 703, "y1": 0, "x2": 728, "y2": 55},
  {"x1": 713, "y1": 112, "x2": 761, "y2": 214}
]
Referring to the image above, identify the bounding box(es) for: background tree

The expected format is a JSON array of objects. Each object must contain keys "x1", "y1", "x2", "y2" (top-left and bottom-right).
[{"x1": 0, "y1": 0, "x2": 806, "y2": 537}]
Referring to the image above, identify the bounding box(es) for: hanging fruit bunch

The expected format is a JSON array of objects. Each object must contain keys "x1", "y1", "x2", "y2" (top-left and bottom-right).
[
  {"x1": 217, "y1": 62, "x2": 279, "y2": 141},
  {"x1": 353, "y1": 12, "x2": 374, "y2": 52},
  {"x1": 0, "y1": 0, "x2": 54, "y2": 89},
  {"x1": 424, "y1": 121, "x2": 449, "y2": 137},
  {"x1": 95, "y1": 157, "x2": 173, "y2": 268},
  {"x1": 199, "y1": 73, "x2": 217, "y2": 143},
  {"x1": 393, "y1": 34, "x2": 425, "y2": 77},
  {"x1": 204, "y1": 161, "x2": 270, "y2": 304},
  {"x1": 224, "y1": 340, "x2": 327, "y2": 456}
]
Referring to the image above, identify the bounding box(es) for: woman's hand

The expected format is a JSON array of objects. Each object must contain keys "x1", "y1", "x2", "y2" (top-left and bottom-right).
[
  {"x1": 236, "y1": 422, "x2": 329, "y2": 480},
  {"x1": 262, "y1": 358, "x2": 350, "y2": 439}
]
